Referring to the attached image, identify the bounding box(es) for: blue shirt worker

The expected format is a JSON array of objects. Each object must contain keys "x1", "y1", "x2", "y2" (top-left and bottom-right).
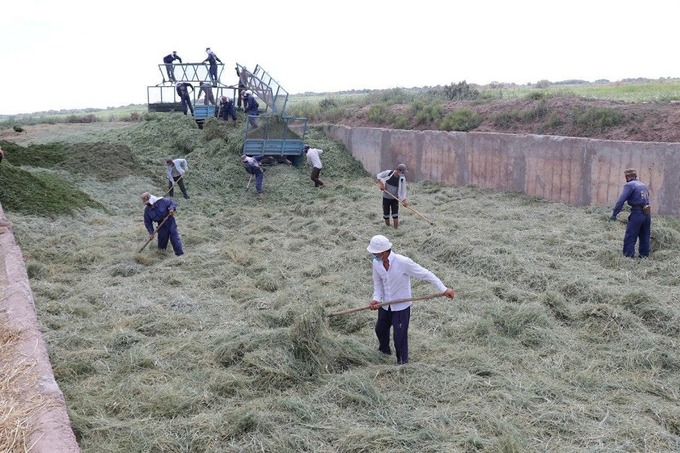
[
  {"x1": 165, "y1": 158, "x2": 189, "y2": 199},
  {"x1": 141, "y1": 192, "x2": 184, "y2": 256},
  {"x1": 610, "y1": 168, "x2": 651, "y2": 258},
  {"x1": 304, "y1": 144, "x2": 325, "y2": 188},
  {"x1": 162, "y1": 51, "x2": 182, "y2": 83},
  {"x1": 367, "y1": 235, "x2": 455, "y2": 365},
  {"x1": 242, "y1": 90, "x2": 259, "y2": 129},
  {"x1": 241, "y1": 154, "x2": 265, "y2": 198},
  {"x1": 219, "y1": 96, "x2": 237, "y2": 123},
  {"x1": 203, "y1": 48, "x2": 223, "y2": 86},
  {"x1": 376, "y1": 163, "x2": 408, "y2": 228},
  {"x1": 175, "y1": 82, "x2": 194, "y2": 116}
]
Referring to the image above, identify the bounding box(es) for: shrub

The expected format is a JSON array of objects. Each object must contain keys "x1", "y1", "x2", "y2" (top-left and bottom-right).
[
  {"x1": 572, "y1": 106, "x2": 627, "y2": 132},
  {"x1": 367, "y1": 105, "x2": 389, "y2": 124},
  {"x1": 440, "y1": 109, "x2": 481, "y2": 131},
  {"x1": 413, "y1": 103, "x2": 443, "y2": 126},
  {"x1": 319, "y1": 98, "x2": 338, "y2": 110},
  {"x1": 443, "y1": 81, "x2": 480, "y2": 101},
  {"x1": 391, "y1": 115, "x2": 410, "y2": 130}
]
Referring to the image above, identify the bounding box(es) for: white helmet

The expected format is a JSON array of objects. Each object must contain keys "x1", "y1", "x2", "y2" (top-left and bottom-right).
[
  {"x1": 244, "y1": 90, "x2": 252, "y2": 96},
  {"x1": 367, "y1": 235, "x2": 392, "y2": 254}
]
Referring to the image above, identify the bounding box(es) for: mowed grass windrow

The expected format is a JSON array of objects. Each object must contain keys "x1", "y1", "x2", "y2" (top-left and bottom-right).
[{"x1": 1, "y1": 113, "x2": 680, "y2": 452}]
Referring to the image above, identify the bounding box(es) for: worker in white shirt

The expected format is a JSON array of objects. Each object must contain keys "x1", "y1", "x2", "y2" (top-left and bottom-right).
[
  {"x1": 367, "y1": 235, "x2": 455, "y2": 364},
  {"x1": 165, "y1": 158, "x2": 189, "y2": 199},
  {"x1": 303, "y1": 144, "x2": 325, "y2": 188}
]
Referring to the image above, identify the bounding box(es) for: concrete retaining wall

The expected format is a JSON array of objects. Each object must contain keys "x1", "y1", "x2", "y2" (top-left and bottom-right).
[
  {"x1": 323, "y1": 126, "x2": 680, "y2": 217},
  {"x1": 0, "y1": 205, "x2": 79, "y2": 453}
]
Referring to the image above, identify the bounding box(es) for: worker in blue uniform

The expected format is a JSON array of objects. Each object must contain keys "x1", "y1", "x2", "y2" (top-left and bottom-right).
[
  {"x1": 141, "y1": 192, "x2": 184, "y2": 256},
  {"x1": 203, "y1": 48, "x2": 223, "y2": 86},
  {"x1": 162, "y1": 51, "x2": 182, "y2": 82},
  {"x1": 610, "y1": 168, "x2": 651, "y2": 258},
  {"x1": 175, "y1": 82, "x2": 194, "y2": 116},
  {"x1": 242, "y1": 90, "x2": 259, "y2": 129},
  {"x1": 241, "y1": 154, "x2": 265, "y2": 198}
]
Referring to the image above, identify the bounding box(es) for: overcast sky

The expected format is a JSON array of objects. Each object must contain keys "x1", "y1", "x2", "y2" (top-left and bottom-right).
[{"x1": 1, "y1": 0, "x2": 677, "y2": 115}]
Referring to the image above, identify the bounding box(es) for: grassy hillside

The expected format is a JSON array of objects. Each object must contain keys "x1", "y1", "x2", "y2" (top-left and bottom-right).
[{"x1": 2, "y1": 115, "x2": 680, "y2": 452}]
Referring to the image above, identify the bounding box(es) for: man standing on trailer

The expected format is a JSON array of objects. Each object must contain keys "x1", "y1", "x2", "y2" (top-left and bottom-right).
[
  {"x1": 162, "y1": 51, "x2": 182, "y2": 83},
  {"x1": 203, "y1": 48, "x2": 223, "y2": 86}
]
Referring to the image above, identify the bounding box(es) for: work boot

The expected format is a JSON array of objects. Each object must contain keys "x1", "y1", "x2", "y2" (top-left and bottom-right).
[
  {"x1": 384, "y1": 219, "x2": 391, "y2": 227},
  {"x1": 184, "y1": 194, "x2": 190, "y2": 199},
  {"x1": 393, "y1": 219, "x2": 399, "y2": 229}
]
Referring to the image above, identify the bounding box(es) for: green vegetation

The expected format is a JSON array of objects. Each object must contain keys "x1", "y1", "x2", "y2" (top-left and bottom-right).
[
  {"x1": 2, "y1": 114, "x2": 680, "y2": 452},
  {"x1": 440, "y1": 108, "x2": 481, "y2": 131}
]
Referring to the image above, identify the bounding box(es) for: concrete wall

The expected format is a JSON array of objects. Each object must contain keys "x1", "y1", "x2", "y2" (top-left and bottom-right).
[
  {"x1": 323, "y1": 126, "x2": 680, "y2": 217},
  {"x1": 0, "y1": 206, "x2": 79, "y2": 453}
]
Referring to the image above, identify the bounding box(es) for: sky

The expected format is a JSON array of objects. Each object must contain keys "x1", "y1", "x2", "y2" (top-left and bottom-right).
[{"x1": 1, "y1": 0, "x2": 678, "y2": 115}]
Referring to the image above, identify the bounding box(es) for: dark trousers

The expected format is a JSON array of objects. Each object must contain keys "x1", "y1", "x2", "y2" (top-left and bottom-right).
[
  {"x1": 157, "y1": 217, "x2": 184, "y2": 256},
  {"x1": 246, "y1": 167, "x2": 264, "y2": 193},
  {"x1": 168, "y1": 175, "x2": 188, "y2": 198},
  {"x1": 382, "y1": 198, "x2": 399, "y2": 219},
  {"x1": 180, "y1": 93, "x2": 193, "y2": 116},
  {"x1": 375, "y1": 306, "x2": 411, "y2": 364},
  {"x1": 165, "y1": 63, "x2": 176, "y2": 82},
  {"x1": 310, "y1": 167, "x2": 324, "y2": 187},
  {"x1": 623, "y1": 210, "x2": 651, "y2": 257}
]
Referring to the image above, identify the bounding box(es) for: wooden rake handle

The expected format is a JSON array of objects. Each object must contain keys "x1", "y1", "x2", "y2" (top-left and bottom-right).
[
  {"x1": 377, "y1": 181, "x2": 435, "y2": 225},
  {"x1": 328, "y1": 292, "x2": 447, "y2": 317},
  {"x1": 138, "y1": 213, "x2": 171, "y2": 253}
]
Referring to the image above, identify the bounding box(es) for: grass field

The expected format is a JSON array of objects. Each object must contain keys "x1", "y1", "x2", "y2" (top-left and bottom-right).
[{"x1": 1, "y1": 112, "x2": 679, "y2": 452}]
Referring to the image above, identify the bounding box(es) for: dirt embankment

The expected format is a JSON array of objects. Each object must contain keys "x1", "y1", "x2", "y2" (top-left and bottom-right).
[{"x1": 332, "y1": 97, "x2": 680, "y2": 143}]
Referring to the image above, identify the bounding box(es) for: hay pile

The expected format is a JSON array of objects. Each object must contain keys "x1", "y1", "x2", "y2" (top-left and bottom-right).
[
  {"x1": 0, "y1": 321, "x2": 45, "y2": 453},
  {"x1": 3, "y1": 116, "x2": 680, "y2": 452}
]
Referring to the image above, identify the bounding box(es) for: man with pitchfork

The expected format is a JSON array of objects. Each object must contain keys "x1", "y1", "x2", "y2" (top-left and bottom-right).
[
  {"x1": 367, "y1": 235, "x2": 455, "y2": 365},
  {"x1": 377, "y1": 163, "x2": 408, "y2": 228},
  {"x1": 141, "y1": 192, "x2": 184, "y2": 256}
]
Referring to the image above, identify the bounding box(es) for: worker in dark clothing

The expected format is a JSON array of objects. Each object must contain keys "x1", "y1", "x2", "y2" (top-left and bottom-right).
[
  {"x1": 162, "y1": 51, "x2": 182, "y2": 83},
  {"x1": 241, "y1": 154, "x2": 265, "y2": 198},
  {"x1": 175, "y1": 82, "x2": 194, "y2": 116},
  {"x1": 235, "y1": 66, "x2": 248, "y2": 110},
  {"x1": 203, "y1": 48, "x2": 223, "y2": 86},
  {"x1": 610, "y1": 168, "x2": 652, "y2": 258},
  {"x1": 141, "y1": 192, "x2": 184, "y2": 256},
  {"x1": 243, "y1": 90, "x2": 259, "y2": 129},
  {"x1": 197, "y1": 81, "x2": 216, "y2": 105},
  {"x1": 219, "y1": 96, "x2": 237, "y2": 124},
  {"x1": 376, "y1": 164, "x2": 408, "y2": 228}
]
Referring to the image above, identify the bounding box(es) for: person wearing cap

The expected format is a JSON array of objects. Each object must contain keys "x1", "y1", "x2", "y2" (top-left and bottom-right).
[
  {"x1": 141, "y1": 192, "x2": 184, "y2": 256},
  {"x1": 610, "y1": 168, "x2": 651, "y2": 258},
  {"x1": 366, "y1": 235, "x2": 455, "y2": 365},
  {"x1": 304, "y1": 144, "x2": 325, "y2": 188},
  {"x1": 203, "y1": 48, "x2": 223, "y2": 86},
  {"x1": 162, "y1": 51, "x2": 182, "y2": 83},
  {"x1": 376, "y1": 163, "x2": 409, "y2": 228},
  {"x1": 241, "y1": 154, "x2": 265, "y2": 198},
  {"x1": 243, "y1": 90, "x2": 259, "y2": 129},
  {"x1": 219, "y1": 96, "x2": 238, "y2": 124},
  {"x1": 165, "y1": 158, "x2": 189, "y2": 199},
  {"x1": 175, "y1": 82, "x2": 195, "y2": 116}
]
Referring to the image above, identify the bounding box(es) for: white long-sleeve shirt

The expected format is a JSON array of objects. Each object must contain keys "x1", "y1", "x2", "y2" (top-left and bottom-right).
[
  {"x1": 306, "y1": 148, "x2": 323, "y2": 169},
  {"x1": 372, "y1": 252, "x2": 447, "y2": 311},
  {"x1": 166, "y1": 159, "x2": 188, "y2": 182},
  {"x1": 377, "y1": 169, "x2": 407, "y2": 201}
]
